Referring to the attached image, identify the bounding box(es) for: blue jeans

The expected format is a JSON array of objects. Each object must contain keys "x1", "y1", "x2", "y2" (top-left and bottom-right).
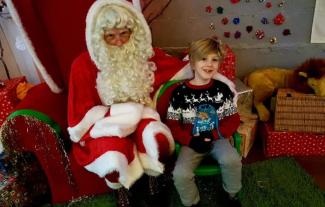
[{"x1": 173, "y1": 139, "x2": 242, "y2": 206}]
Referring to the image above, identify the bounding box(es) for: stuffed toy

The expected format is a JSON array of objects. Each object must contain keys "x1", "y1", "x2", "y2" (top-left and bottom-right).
[{"x1": 245, "y1": 58, "x2": 325, "y2": 122}]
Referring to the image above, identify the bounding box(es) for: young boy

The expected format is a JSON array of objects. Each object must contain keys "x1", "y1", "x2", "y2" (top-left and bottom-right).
[{"x1": 166, "y1": 38, "x2": 242, "y2": 207}]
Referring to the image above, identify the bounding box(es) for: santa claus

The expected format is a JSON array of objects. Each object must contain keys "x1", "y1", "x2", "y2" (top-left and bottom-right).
[{"x1": 67, "y1": 0, "x2": 184, "y2": 194}]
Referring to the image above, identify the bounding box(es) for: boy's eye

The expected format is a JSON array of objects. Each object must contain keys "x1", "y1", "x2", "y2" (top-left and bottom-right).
[
  {"x1": 212, "y1": 58, "x2": 219, "y2": 61},
  {"x1": 201, "y1": 57, "x2": 207, "y2": 61}
]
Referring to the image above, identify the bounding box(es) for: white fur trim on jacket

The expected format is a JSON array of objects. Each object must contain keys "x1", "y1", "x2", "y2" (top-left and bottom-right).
[
  {"x1": 138, "y1": 121, "x2": 174, "y2": 175},
  {"x1": 90, "y1": 102, "x2": 143, "y2": 138},
  {"x1": 131, "y1": 0, "x2": 141, "y2": 12},
  {"x1": 105, "y1": 179, "x2": 122, "y2": 189},
  {"x1": 6, "y1": 0, "x2": 62, "y2": 93},
  {"x1": 86, "y1": 0, "x2": 151, "y2": 68},
  {"x1": 85, "y1": 146, "x2": 143, "y2": 189},
  {"x1": 138, "y1": 153, "x2": 164, "y2": 176},
  {"x1": 68, "y1": 105, "x2": 109, "y2": 142}
]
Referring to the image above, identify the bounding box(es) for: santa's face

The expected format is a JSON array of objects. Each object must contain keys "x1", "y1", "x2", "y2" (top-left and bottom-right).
[
  {"x1": 103, "y1": 28, "x2": 131, "y2": 46},
  {"x1": 192, "y1": 53, "x2": 220, "y2": 85}
]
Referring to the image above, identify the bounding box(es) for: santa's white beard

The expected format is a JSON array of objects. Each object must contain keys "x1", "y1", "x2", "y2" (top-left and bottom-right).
[{"x1": 96, "y1": 44, "x2": 155, "y2": 106}]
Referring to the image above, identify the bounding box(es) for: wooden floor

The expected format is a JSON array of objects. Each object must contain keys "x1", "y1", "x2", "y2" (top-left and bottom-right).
[{"x1": 242, "y1": 132, "x2": 325, "y2": 190}]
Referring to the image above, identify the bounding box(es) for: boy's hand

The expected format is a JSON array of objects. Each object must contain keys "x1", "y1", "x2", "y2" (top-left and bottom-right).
[{"x1": 189, "y1": 131, "x2": 213, "y2": 153}]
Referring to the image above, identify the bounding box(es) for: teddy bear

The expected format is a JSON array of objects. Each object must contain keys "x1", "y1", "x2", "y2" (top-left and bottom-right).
[{"x1": 245, "y1": 58, "x2": 325, "y2": 122}]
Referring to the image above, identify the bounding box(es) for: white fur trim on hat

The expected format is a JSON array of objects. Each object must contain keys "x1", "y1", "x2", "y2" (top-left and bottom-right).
[
  {"x1": 85, "y1": 146, "x2": 143, "y2": 189},
  {"x1": 6, "y1": 0, "x2": 62, "y2": 93},
  {"x1": 131, "y1": 0, "x2": 141, "y2": 12},
  {"x1": 67, "y1": 105, "x2": 109, "y2": 142},
  {"x1": 86, "y1": 0, "x2": 151, "y2": 67}
]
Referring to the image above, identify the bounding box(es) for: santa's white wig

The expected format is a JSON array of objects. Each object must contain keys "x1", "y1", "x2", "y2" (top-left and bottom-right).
[{"x1": 86, "y1": 0, "x2": 155, "y2": 106}]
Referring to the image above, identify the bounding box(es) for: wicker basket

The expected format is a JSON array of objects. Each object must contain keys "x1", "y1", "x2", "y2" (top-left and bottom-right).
[{"x1": 274, "y1": 88, "x2": 325, "y2": 134}]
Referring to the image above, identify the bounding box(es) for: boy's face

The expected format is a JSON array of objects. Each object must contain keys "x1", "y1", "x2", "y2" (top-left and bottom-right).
[
  {"x1": 103, "y1": 28, "x2": 131, "y2": 47},
  {"x1": 192, "y1": 53, "x2": 220, "y2": 84}
]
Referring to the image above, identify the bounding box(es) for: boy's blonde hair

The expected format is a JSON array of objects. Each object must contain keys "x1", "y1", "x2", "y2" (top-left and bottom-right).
[{"x1": 189, "y1": 38, "x2": 225, "y2": 66}]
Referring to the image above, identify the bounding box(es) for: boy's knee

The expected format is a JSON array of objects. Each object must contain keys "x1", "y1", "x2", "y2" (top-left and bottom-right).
[
  {"x1": 173, "y1": 167, "x2": 194, "y2": 182},
  {"x1": 219, "y1": 154, "x2": 242, "y2": 167}
]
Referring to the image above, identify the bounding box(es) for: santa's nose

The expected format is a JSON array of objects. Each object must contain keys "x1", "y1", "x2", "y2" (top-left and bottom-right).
[{"x1": 113, "y1": 38, "x2": 125, "y2": 46}]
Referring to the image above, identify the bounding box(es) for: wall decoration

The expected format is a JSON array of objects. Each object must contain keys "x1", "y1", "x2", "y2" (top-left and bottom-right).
[
  {"x1": 234, "y1": 31, "x2": 242, "y2": 39},
  {"x1": 201, "y1": 0, "x2": 291, "y2": 45},
  {"x1": 283, "y1": 29, "x2": 291, "y2": 36},
  {"x1": 261, "y1": 17, "x2": 269, "y2": 25},
  {"x1": 224, "y1": 31, "x2": 231, "y2": 38},
  {"x1": 222, "y1": 17, "x2": 229, "y2": 25},
  {"x1": 205, "y1": 5, "x2": 212, "y2": 13},
  {"x1": 210, "y1": 22, "x2": 216, "y2": 31},
  {"x1": 266, "y1": 2, "x2": 272, "y2": 8},
  {"x1": 269, "y1": 37, "x2": 277, "y2": 44},
  {"x1": 230, "y1": 0, "x2": 241, "y2": 4},
  {"x1": 233, "y1": 17, "x2": 240, "y2": 25},
  {"x1": 278, "y1": 1, "x2": 285, "y2": 7},
  {"x1": 246, "y1": 26, "x2": 253, "y2": 33},
  {"x1": 255, "y1": 30, "x2": 265, "y2": 39},
  {"x1": 217, "y1": 6, "x2": 224, "y2": 14},
  {"x1": 273, "y1": 13, "x2": 285, "y2": 25}
]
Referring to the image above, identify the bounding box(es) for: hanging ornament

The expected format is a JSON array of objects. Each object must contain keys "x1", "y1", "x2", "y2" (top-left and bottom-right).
[
  {"x1": 209, "y1": 22, "x2": 216, "y2": 31},
  {"x1": 269, "y1": 37, "x2": 277, "y2": 44},
  {"x1": 230, "y1": 0, "x2": 240, "y2": 4},
  {"x1": 255, "y1": 29, "x2": 265, "y2": 39},
  {"x1": 278, "y1": 1, "x2": 285, "y2": 7},
  {"x1": 246, "y1": 25, "x2": 253, "y2": 33},
  {"x1": 233, "y1": 17, "x2": 240, "y2": 25},
  {"x1": 283, "y1": 29, "x2": 291, "y2": 36},
  {"x1": 224, "y1": 32, "x2": 231, "y2": 38},
  {"x1": 222, "y1": 17, "x2": 229, "y2": 25},
  {"x1": 265, "y1": 2, "x2": 272, "y2": 8},
  {"x1": 261, "y1": 17, "x2": 269, "y2": 24},
  {"x1": 259, "y1": 0, "x2": 265, "y2": 2},
  {"x1": 234, "y1": 31, "x2": 241, "y2": 39},
  {"x1": 273, "y1": 13, "x2": 285, "y2": 25},
  {"x1": 205, "y1": 5, "x2": 213, "y2": 13},
  {"x1": 217, "y1": 6, "x2": 224, "y2": 14}
]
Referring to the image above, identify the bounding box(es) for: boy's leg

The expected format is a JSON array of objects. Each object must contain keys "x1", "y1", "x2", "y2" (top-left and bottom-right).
[
  {"x1": 173, "y1": 146, "x2": 205, "y2": 206},
  {"x1": 210, "y1": 139, "x2": 242, "y2": 195}
]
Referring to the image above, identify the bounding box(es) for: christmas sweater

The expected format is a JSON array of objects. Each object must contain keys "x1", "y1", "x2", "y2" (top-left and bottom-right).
[{"x1": 166, "y1": 79, "x2": 240, "y2": 146}]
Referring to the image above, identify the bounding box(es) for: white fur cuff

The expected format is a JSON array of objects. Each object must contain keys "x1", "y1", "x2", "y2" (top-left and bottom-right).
[
  {"x1": 89, "y1": 102, "x2": 144, "y2": 138},
  {"x1": 68, "y1": 105, "x2": 109, "y2": 142}
]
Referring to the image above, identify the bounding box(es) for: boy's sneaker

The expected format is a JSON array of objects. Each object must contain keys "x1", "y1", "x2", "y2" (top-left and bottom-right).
[
  {"x1": 227, "y1": 194, "x2": 241, "y2": 207},
  {"x1": 190, "y1": 201, "x2": 201, "y2": 207}
]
